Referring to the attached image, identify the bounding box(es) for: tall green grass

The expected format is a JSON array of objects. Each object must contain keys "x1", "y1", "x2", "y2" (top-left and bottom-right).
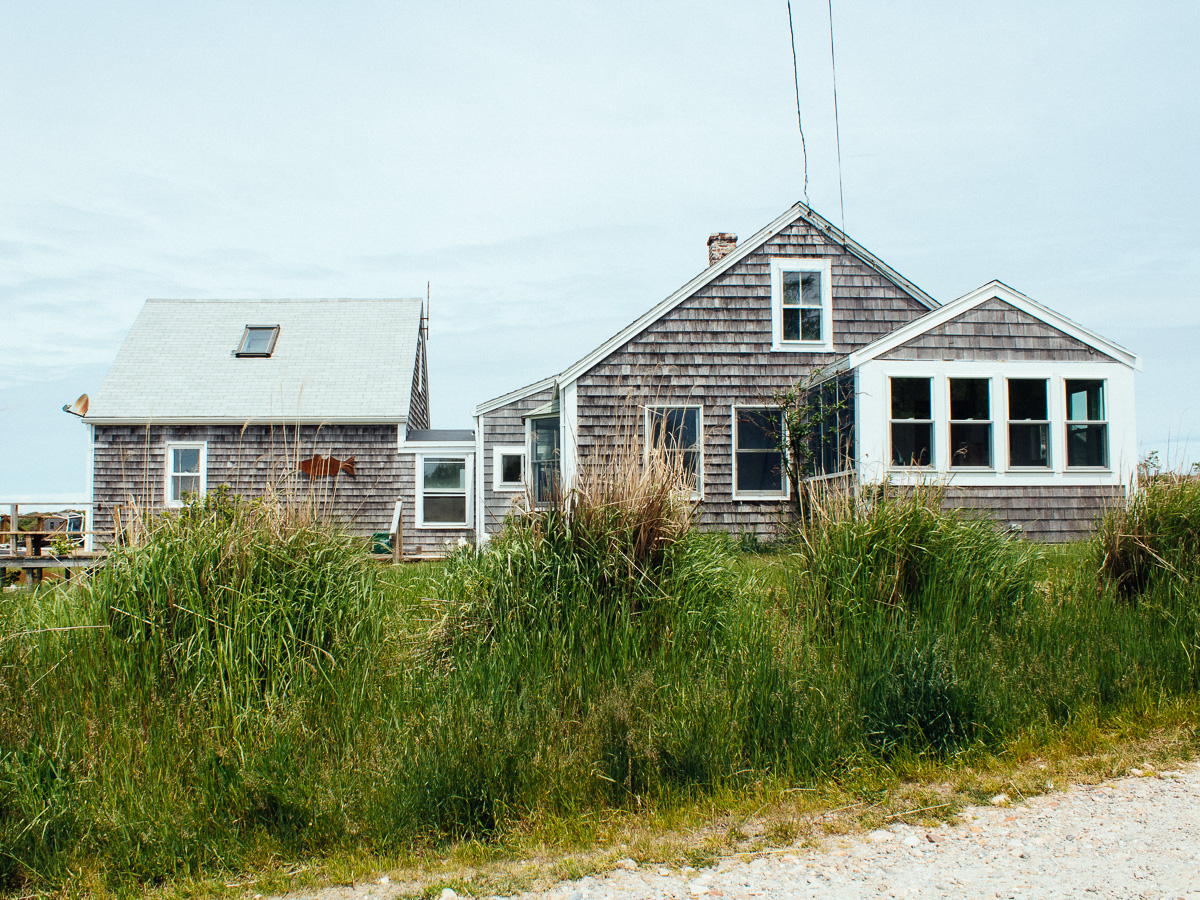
[{"x1": 1, "y1": 471, "x2": 1199, "y2": 894}]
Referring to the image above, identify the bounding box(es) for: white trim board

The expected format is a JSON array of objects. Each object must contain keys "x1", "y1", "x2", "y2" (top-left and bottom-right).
[
  {"x1": 474, "y1": 376, "x2": 558, "y2": 417},
  {"x1": 844, "y1": 281, "x2": 1142, "y2": 371}
]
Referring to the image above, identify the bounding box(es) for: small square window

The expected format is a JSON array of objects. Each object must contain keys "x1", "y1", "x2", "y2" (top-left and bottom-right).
[
  {"x1": 492, "y1": 445, "x2": 527, "y2": 492},
  {"x1": 236, "y1": 325, "x2": 280, "y2": 357}
]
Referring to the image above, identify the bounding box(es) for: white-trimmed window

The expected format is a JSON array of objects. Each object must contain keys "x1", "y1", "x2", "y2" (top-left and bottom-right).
[
  {"x1": 948, "y1": 377, "x2": 992, "y2": 468},
  {"x1": 1008, "y1": 378, "x2": 1050, "y2": 468},
  {"x1": 417, "y1": 455, "x2": 472, "y2": 527},
  {"x1": 889, "y1": 377, "x2": 933, "y2": 467},
  {"x1": 165, "y1": 442, "x2": 207, "y2": 507},
  {"x1": 1065, "y1": 379, "x2": 1108, "y2": 468},
  {"x1": 492, "y1": 445, "x2": 526, "y2": 492},
  {"x1": 646, "y1": 405, "x2": 703, "y2": 496},
  {"x1": 732, "y1": 407, "x2": 786, "y2": 498},
  {"x1": 770, "y1": 258, "x2": 834, "y2": 352}
]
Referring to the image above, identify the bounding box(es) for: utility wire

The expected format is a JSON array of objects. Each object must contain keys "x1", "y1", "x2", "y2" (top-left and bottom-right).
[
  {"x1": 828, "y1": 0, "x2": 846, "y2": 239},
  {"x1": 786, "y1": 0, "x2": 809, "y2": 208}
]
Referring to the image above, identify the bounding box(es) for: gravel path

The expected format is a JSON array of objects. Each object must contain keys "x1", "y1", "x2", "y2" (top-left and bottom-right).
[{"x1": 294, "y1": 762, "x2": 1200, "y2": 900}]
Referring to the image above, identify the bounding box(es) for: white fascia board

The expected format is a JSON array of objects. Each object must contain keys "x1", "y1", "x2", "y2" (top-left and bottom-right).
[
  {"x1": 397, "y1": 441, "x2": 476, "y2": 454},
  {"x1": 84, "y1": 416, "x2": 408, "y2": 426},
  {"x1": 474, "y1": 375, "x2": 559, "y2": 416},
  {"x1": 845, "y1": 281, "x2": 1142, "y2": 371},
  {"x1": 555, "y1": 203, "x2": 938, "y2": 389}
]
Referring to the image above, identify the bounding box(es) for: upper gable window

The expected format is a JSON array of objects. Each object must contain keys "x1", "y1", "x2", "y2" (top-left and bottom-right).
[
  {"x1": 770, "y1": 259, "x2": 834, "y2": 353},
  {"x1": 236, "y1": 325, "x2": 280, "y2": 358}
]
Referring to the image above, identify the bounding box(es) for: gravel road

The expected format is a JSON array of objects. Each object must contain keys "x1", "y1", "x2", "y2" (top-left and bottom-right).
[{"x1": 293, "y1": 762, "x2": 1200, "y2": 900}]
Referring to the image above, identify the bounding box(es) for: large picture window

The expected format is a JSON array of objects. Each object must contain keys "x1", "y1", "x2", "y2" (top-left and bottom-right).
[
  {"x1": 890, "y1": 378, "x2": 933, "y2": 467},
  {"x1": 771, "y1": 259, "x2": 834, "y2": 352},
  {"x1": 733, "y1": 408, "x2": 785, "y2": 497},
  {"x1": 647, "y1": 405, "x2": 702, "y2": 494},
  {"x1": 1008, "y1": 379, "x2": 1050, "y2": 467},
  {"x1": 948, "y1": 378, "x2": 992, "y2": 467},
  {"x1": 165, "y1": 442, "x2": 206, "y2": 507},
  {"x1": 419, "y1": 456, "x2": 469, "y2": 526},
  {"x1": 1066, "y1": 379, "x2": 1108, "y2": 467}
]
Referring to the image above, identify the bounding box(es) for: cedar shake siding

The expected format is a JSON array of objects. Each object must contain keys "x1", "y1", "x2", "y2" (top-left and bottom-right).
[
  {"x1": 478, "y1": 384, "x2": 555, "y2": 535},
  {"x1": 879, "y1": 297, "x2": 1117, "y2": 362},
  {"x1": 572, "y1": 217, "x2": 930, "y2": 534},
  {"x1": 91, "y1": 423, "x2": 403, "y2": 545},
  {"x1": 408, "y1": 327, "x2": 431, "y2": 432},
  {"x1": 942, "y1": 484, "x2": 1122, "y2": 542}
]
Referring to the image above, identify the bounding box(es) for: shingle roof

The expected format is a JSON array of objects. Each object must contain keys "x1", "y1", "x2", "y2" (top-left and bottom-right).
[{"x1": 86, "y1": 298, "x2": 424, "y2": 423}]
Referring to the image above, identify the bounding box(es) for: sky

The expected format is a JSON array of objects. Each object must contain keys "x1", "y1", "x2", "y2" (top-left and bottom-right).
[{"x1": 2, "y1": 1, "x2": 1198, "y2": 500}]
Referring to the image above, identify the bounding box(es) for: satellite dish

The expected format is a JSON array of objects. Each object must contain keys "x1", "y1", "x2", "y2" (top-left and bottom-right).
[{"x1": 62, "y1": 394, "x2": 89, "y2": 417}]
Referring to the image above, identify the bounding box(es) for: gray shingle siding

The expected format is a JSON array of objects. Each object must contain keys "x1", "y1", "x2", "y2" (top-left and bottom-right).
[
  {"x1": 572, "y1": 217, "x2": 928, "y2": 535},
  {"x1": 880, "y1": 297, "x2": 1116, "y2": 362},
  {"x1": 478, "y1": 385, "x2": 555, "y2": 535},
  {"x1": 942, "y1": 484, "x2": 1121, "y2": 542}
]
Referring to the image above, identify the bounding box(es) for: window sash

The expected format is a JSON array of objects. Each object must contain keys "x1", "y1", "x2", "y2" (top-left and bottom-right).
[
  {"x1": 647, "y1": 406, "x2": 702, "y2": 494},
  {"x1": 419, "y1": 456, "x2": 469, "y2": 525},
  {"x1": 890, "y1": 377, "x2": 933, "y2": 467},
  {"x1": 734, "y1": 408, "x2": 785, "y2": 496},
  {"x1": 165, "y1": 443, "x2": 206, "y2": 506},
  {"x1": 1064, "y1": 380, "x2": 1108, "y2": 468}
]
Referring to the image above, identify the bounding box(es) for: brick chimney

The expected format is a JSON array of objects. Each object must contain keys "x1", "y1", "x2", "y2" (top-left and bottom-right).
[{"x1": 707, "y1": 232, "x2": 737, "y2": 267}]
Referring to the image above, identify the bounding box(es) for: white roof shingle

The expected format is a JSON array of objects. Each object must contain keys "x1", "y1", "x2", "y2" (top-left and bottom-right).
[{"x1": 86, "y1": 298, "x2": 424, "y2": 423}]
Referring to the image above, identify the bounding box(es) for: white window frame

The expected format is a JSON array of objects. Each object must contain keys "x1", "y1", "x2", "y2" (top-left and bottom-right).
[
  {"x1": 235, "y1": 324, "x2": 280, "y2": 358},
  {"x1": 492, "y1": 445, "x2": 527, "y2": 493},
  {"x1": 731, "y1": 405, "x2": 789, "y2": 500},
  {"x1": 644, "y1": 404, "x2": 704, "y2": 500},
  {"x1": 1064, "y1": 378, "x2": 1110, "y2": 470},
  {"x1": 770, "y1": 258, "x2": 835, "y2": 353},
  {"x1": 164, "y1": 441, "x2": 207, "y2": 508},
  {"x1": 415, "y1": 453, "x2": 473, "y2": 528},
  {"x1": 947, "y1": 376, "x2": 994, "y2": 470},
  {"x1": 1005, "y1": 377, "x2": 1052, "y2": 470},
  {"x1": 888, "y1": 376, "x2": 935, "y2": 470}
]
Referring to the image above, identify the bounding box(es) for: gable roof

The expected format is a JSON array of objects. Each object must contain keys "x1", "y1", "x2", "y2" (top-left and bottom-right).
[
  {"x1": 474, "y1": 202, "x2": 937, "y2": 414},
  {"x1": 86, "y1": 298, "x2": 425, "y2": 424},
  {"x1": 843, "y1": 280, "x2": 1142, "y2": 370}
]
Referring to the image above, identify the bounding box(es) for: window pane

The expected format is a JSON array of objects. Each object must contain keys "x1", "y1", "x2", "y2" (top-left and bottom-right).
[
  {"x1": 950, "y1": 423, "x2": 992, "y2": 467},
  {"x1": 737, "y1": 410, "x2": 781, "y2": 450},
  {"x1": 800, "y1": 271, "x2": 821, "y2": 306},
  {"x1": 423, "y1": 495, "x2": 467, "y2": 524},
  {"x1": 1009, "y1": 423, "x2": 1049, "y2": 467},
  {"x1": 1067, "y1": 423, "x2": 1108, "y2": 467},
  {"x1": 1066, "y1": 380, "x2": 1104, "y2": 421},
  {"x1": 1008, "y1": 379, "x2": 1048, "y2": 420},
  {"x1": 242, "y1": 327, "x2": 275, "y2": 354},
  {"x1": 782, "y1": 307, "x2": 800, "y2": 341},
  {"x1": 891, "y1": 378, "x2": 931, "y2": 420},
  {"x1": 173, "y1": 447, "x2": 200, "y2": 474},
  {"x1": 173, "y1": 474, "x2": 200, "y2": 501},
  {"x1": 532, "y1": 418, "x2": 560, "y2": 462},
  {"x1": 783, "y1": 271, "x2": 801, "y2": 306},
  {"x1": 500, "y1": 453, "x2": 523, "y2": 484},
  {"x1": 800, "y1": 307, "x2": 821, "y2": 341},
  {"x1": 650, "y1": 407, "x2": 698, "y2": 451},
  {"x1": 950, "y1": 379, "x2": 989, "y2": 420},
  {"x1": 891, "y1": 422, "x2": 932, "y2": 466},
  {"x1": 424, "y1": 459, "x2": 465, "y2": 490},
  {"x1": 736, "y1": 451, "x2": 784, "y2": 492},
  {"x1": 534, "y1": 460, "x2": 560, "y2": 503}
]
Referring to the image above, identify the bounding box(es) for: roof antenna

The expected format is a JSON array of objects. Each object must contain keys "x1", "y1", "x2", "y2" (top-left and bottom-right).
[
  {"x1": 828, "y1": 0, "x2": 846, "y2": 239},
  {"x1": 786, "y1": 0, "x2": 810, "y2": 208}
]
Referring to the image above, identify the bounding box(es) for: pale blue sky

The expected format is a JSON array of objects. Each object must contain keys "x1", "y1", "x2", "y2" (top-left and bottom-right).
[{"x1": 2, "y1": 1, "x2": 1198, "y2": 498}]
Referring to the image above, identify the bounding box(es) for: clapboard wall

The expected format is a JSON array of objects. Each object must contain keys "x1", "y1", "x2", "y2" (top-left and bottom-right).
[
  {"x1": 571, "y1": 217, "x2": 930, "y2": 535},
  {"x1": 91, "y1": 423, "x2": 403, "y2": 546}
]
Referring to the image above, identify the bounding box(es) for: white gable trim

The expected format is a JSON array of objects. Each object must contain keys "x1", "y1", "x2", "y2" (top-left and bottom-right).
[
  {"x1": 554, "y1": 203, "x2": 939, "y2": 389},
  {"x1": 474, "y1": 376, "x2": 558, "y2": 416},
  {"x1": 844, "y1": 281, "x2": 1142, "y2": 371}
]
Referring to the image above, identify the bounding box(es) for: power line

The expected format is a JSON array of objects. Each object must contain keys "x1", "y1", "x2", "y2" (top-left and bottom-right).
[
  {"x1": 786, "y1": 0, "x2": 809, "y2": 207},
  {"x1": 828, "y1": 0, "x2": 846, "y2": 238}
]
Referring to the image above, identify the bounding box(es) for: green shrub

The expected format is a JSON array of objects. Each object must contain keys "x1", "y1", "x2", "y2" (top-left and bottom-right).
[{"x1": 1096, "y1": 473, "x2": 1200, "y2": 599}]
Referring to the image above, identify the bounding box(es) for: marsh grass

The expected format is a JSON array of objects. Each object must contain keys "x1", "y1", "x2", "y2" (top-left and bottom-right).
[{"x1": 2, "y1": 461, "x2": 1199, "y2": 895}]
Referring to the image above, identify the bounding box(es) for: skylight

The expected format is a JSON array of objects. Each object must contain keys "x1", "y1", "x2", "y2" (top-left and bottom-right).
[{"x1": 236, "y1": 325, "x2": 280, "y2": 358}]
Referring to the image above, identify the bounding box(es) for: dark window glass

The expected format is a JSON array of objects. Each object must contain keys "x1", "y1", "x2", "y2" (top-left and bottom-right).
[
  {"x1": 801, "y1": 307, "x2": 821, "y2": 341},
  {"x1": 1008, "y1": 379, "x2": 1048, "y2": 420},
  {"x1": 649, "y1": 407, "x2": 701, "y2": 488},
  {"x1": 808, "y1": 376, "x2": 855, "y2": 475},
  {"x1": 735, "y1": 409, "x2": 784, "y2": 493},
  {"x1": 500, "y1": 453, "x2": 523, "y2": 484},
  {"x1": 1066, "y1": 380, "x2": 1104, "y2": 421},
  {"x1": 783, "y1": 308, "x2": 800, "y2": 341},
  {"x1": 891, "y1": 378, "x2": 931, "y2": 420},
  {"x1": 423, "y1": 495, "x2": 467, "y2": 523},
  {"x1": 423, "y1": 459, "x2": 465, "y2": 490},
  {"x1": 801, "y1": 271, "x2": 821, "y2": 304},
  {"x1": 531, "y1": 417, "x2": 560, "y2": 502},
  {"x1": 891, "y1": 423, "x2": 933, "y2": 466},
  {"x1": 950, "y1": 423, "x2": 991, "y2": 467},
  {"x1": 1010, "y1": 424, "x2": 1049, "y2": 467},
  {"x1": 950, "y1": 378, "x2": 989, "y2": 420},
  {"x1": 1067, "y1": 424, "x2": 1108, "y2": 467},
  {"x1": 783, "y1": 272, "x2": 801, "y2": 306}
]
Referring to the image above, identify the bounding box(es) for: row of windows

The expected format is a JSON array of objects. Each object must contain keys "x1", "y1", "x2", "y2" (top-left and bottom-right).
[{"x1": 890, "y1": 376, "x2": 1108, "y2": 470}]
